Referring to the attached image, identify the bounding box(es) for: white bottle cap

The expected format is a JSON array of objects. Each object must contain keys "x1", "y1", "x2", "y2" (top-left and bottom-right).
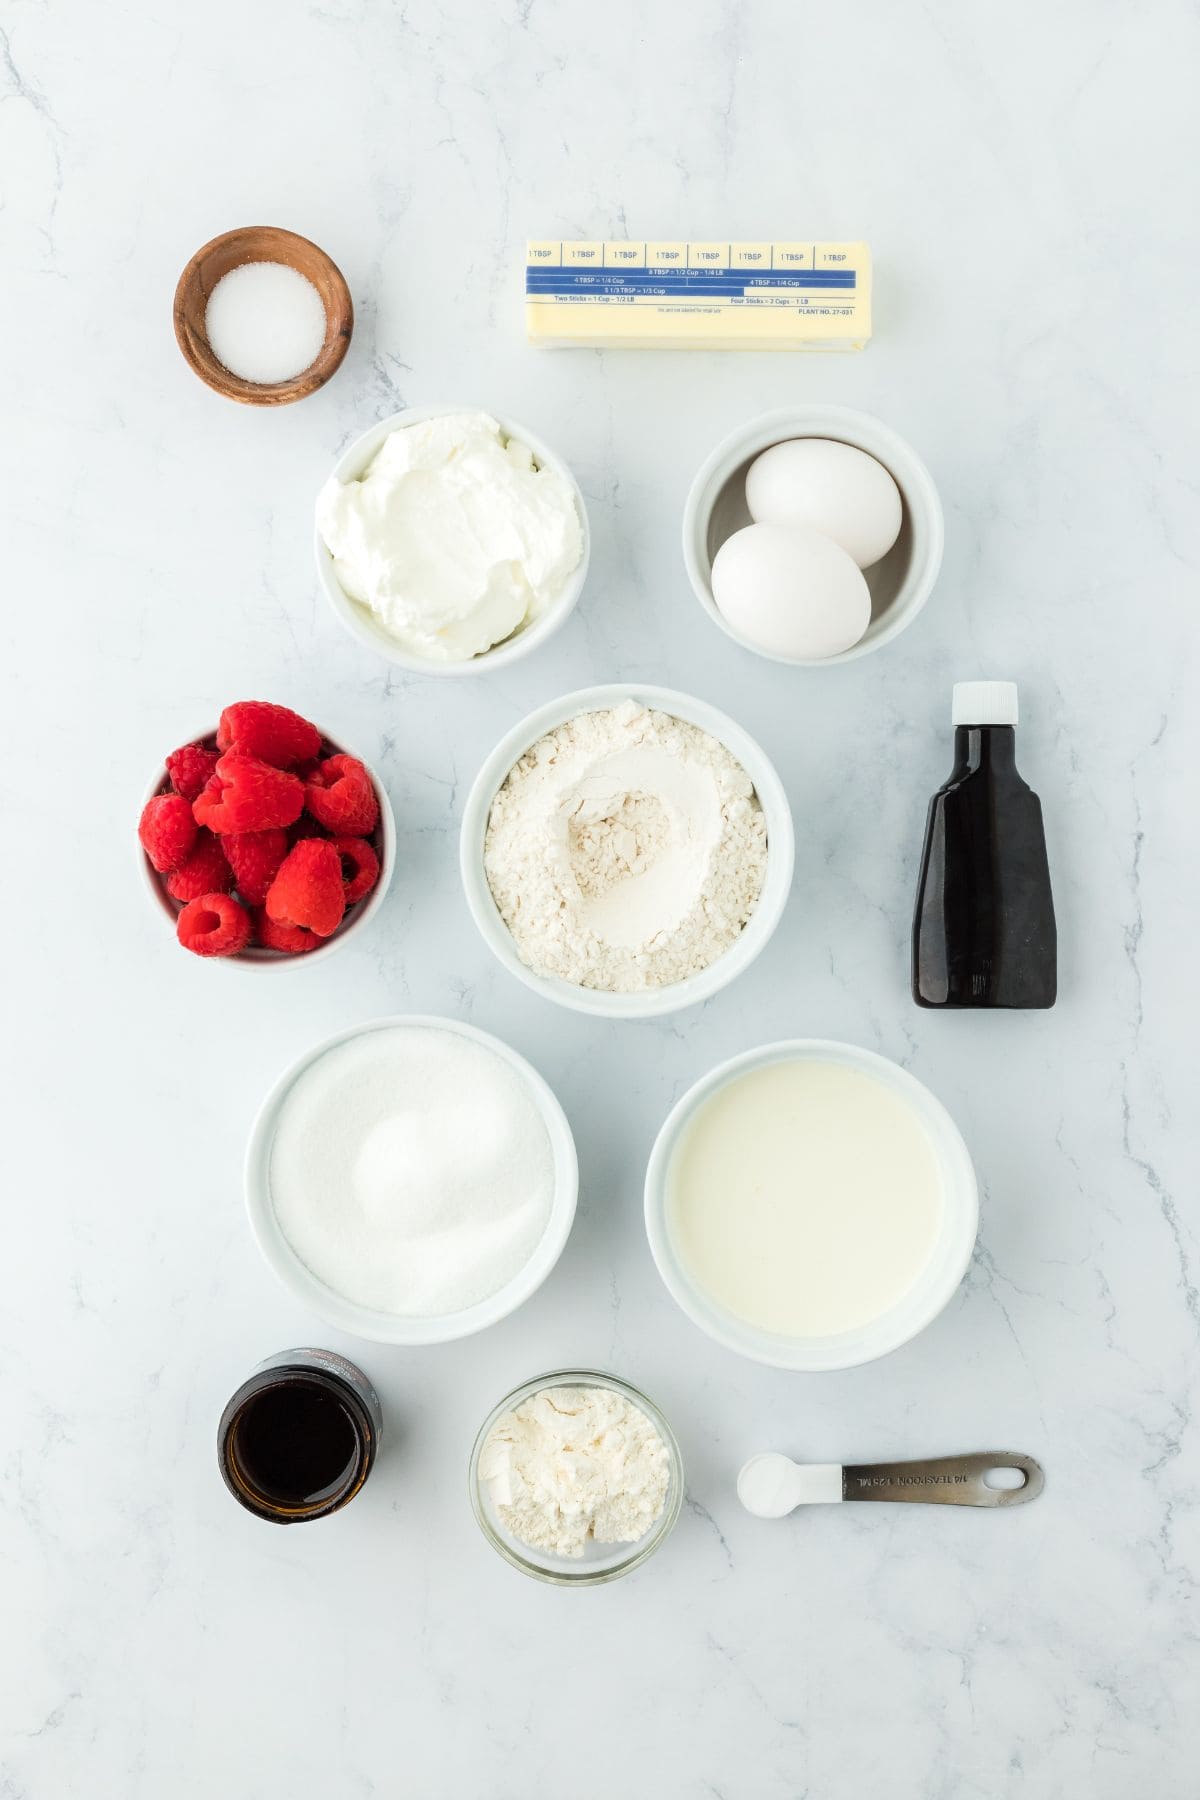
[{"x1": 953, "y1": 680, "x2": 1019, "y2": 726}]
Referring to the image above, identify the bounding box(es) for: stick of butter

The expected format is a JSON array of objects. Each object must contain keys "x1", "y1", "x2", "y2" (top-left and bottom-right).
[{"x1": 526, "y1": 240, "x2": 870, "y2": 351}]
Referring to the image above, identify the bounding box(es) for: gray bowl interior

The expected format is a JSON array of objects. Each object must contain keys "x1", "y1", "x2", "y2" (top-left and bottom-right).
[{"x1": 704, "y1": 441, "x2": 917, "y2": 640}]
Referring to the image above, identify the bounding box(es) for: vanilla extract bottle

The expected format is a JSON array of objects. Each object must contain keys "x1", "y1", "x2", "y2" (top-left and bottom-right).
[
  {"x1": 912, "y1": 682, "x2": 1056, "y2": 1009},
  {"x1": 218, "y1": 1349, "x2": 382, "y2": 1523}
]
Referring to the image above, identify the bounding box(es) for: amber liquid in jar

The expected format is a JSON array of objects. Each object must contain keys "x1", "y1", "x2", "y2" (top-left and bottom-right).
[{"x1": 218, "y1": 1349, "x2": 381, "y2": 1523}]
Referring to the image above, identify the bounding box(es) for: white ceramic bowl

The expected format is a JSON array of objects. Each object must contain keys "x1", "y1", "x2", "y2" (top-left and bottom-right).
[
  {"x1": 682, "y1": 405, "x2": 944, "y2": 666},
  {"x1": 459, "y1": 684, "x2": 795, "y2": 1020},
  {"x1": 644, "y1": 1039, "x2": 978, "y2": 1371},
  {"x1": 244, "y1": 1015, "x2": 579, "y2": 1345},
  {"x1": 138, "y1": 722, "x2": 395, "y2": 969},
  {"x1": 314, "y1": 404, "x2": 591, "y2": 675}
]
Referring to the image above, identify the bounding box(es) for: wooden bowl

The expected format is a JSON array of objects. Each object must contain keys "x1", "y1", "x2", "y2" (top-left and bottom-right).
[{"x1": 173, "y1": 226, "x2": 353, "y2": 406}]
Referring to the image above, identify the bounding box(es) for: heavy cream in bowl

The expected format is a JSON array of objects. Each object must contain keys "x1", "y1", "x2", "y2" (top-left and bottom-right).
[
  {"x1": 245, "y1": 1017, "x2": 579, "y2": 1345},
  {"x1": 645, "y1": 1040, "x2": 978, "y2": 1371}
]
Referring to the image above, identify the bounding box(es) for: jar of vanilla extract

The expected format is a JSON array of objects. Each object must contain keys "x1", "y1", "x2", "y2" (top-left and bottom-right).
[{"x1": 218, "y1": 1348, "x2": 382, "y2": 1523}]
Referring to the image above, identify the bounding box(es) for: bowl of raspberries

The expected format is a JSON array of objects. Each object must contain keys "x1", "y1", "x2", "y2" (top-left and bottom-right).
[{"x1": 138, "y1": 700, "x2": 394, "y2": 962}]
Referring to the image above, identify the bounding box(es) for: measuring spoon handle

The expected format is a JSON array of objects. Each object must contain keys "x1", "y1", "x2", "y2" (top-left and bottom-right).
[{"x1": 840, "y1": 1451, "x2": 1044, "y2": 1507}]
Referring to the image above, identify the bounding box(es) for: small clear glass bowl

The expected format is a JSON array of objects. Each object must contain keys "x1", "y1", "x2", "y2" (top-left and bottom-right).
[{"x1": 469, "y1": 1369, "x2": 684, "y2": 1587}]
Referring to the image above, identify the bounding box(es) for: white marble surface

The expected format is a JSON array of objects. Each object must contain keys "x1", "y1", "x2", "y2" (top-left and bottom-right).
[{"x1": 3, "y1": 1, "x2": 1196, "y2": 1793}]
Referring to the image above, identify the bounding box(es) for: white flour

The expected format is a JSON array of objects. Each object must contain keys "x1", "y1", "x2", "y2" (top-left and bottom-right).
[
  {"x1": 479, "y1": 1384, "x2": 670, "y2": 1558},
  {"x1": 483, "y1": 702, "x2": 769, "y2": 992}
]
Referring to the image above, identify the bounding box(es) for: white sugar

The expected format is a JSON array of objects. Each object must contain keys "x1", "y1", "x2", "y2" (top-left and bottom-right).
[
  {"x1": 204, "y1": 260, "x2": 327, "y2": 384},
  {"x1": 269, "y1": 1026, "x2": 555, "y2": 1317}
]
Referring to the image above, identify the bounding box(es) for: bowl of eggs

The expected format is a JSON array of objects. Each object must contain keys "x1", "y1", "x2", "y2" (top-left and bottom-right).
[{"x1": 682, "y1": 405, "x2": 944, "y2": 666}]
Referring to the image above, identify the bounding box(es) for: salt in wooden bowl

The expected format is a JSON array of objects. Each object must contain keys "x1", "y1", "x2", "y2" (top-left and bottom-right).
[{"x1": 173, "y1": 225, "x2": 353, "y2": 406}]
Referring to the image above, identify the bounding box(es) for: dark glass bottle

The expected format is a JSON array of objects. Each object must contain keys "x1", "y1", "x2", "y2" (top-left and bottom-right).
[
  {"x1": 218, "y1": 1349, "x2": 382, "y2": 1523},
  {"x1": 912, "y1": 683, "x2": 1056, "y2": 1009}
]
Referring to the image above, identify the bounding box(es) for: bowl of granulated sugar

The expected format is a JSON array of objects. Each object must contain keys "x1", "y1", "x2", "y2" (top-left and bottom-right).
[{"x1": 245, "y1": 1015, "x2": 579, "y2": 1345}]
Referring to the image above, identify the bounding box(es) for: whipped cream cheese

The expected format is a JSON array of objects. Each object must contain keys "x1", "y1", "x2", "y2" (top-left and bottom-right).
[{"x1": 316, "y1": 410, "x2": 583, "y2": 662}]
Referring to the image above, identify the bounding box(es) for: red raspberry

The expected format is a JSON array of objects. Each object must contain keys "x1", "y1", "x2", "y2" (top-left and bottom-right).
[
  {"x1": 139, "y1": 793, "x2": 198, "y2": 872},
  {"x1": 305, "y1": 754, "x2": 379, "y2": 835},
  {"x1": 331, "y1": 836, "x2": 380, "y2": 907},
  {"x1": 287, "y1": 812, "x2": 329, "y2": 845},
  {"x1": 176, "y1": 893, "x2": 252, "y2": 958},
  {"x1": 223, "y1": 828, "x2": 289, "y2": 906},
  {"x1": 165, "y1": 741, "x2": 220, "y2": 802},
  {"x1": 252, "y1": 907, "x2": 322, "y2": 955},
  {"x1": 165, "y1": 830, "x2": 233, "y2": 902},
  {"x1": 265, "y1": 839, "x2": 346, "y2": 938},
  {"x1": 217, "y1": 701, "x2": 321, "y2": 768},
  {"x1": 193, "y1": 752, "x2": 304, "y2": 835}
]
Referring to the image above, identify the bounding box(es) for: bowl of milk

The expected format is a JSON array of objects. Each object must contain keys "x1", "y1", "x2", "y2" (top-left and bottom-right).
[{"x1": 643, "y1": 1040, "x2": 978, "y2": 1372}]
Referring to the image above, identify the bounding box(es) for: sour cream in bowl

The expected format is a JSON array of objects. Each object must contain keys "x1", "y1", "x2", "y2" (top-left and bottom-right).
[{"x1": 315, "y1": 406, "x2": 589, "y2": 675}]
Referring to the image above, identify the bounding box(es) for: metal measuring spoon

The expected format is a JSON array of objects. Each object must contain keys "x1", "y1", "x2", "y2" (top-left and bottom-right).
[{"x1": 737, "y1": 1450, "x2": 1044, "y2": 1518}]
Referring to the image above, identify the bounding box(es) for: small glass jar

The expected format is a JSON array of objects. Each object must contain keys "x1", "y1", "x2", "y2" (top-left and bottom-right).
[
  {"x1": 218, "y1": 1348, "x2": 382, "y2": 1523},
  {"x1": 470, "y1": 1369, "x2": 683, "y2": 1585}
]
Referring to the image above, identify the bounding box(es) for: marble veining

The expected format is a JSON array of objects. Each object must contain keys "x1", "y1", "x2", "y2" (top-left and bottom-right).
[{"x1": 1, "y1": 0, "x2": 1196, "y2": 1795}]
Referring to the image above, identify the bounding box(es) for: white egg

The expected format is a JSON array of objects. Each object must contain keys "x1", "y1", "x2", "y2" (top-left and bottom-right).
[
  {"x1": 745, "y1": 438, "x2": 903, "y2": 570},
  {"x1": 710, "y1": 522, "x2": 872, "y2": 661}
]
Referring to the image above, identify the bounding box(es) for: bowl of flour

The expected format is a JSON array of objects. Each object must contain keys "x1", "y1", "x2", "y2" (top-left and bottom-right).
[
  {"x1": 460, "y1": 686, "x2": 794, "y2": 1018},
  {"x1": 469, "y1": 1369, "x2": 684, "y2": 1585},
  {"x1": 245, "y1": 1016, "x2": 579, "y2": 1344}
]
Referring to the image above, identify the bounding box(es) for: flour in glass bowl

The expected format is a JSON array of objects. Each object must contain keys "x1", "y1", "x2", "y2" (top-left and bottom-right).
[
  {"x1": 483, "y1": 701, "x2": 769, "y2": 993},
  {"x1": 479, "y1": 1384, "x2": 670, "y2": 1558}
]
